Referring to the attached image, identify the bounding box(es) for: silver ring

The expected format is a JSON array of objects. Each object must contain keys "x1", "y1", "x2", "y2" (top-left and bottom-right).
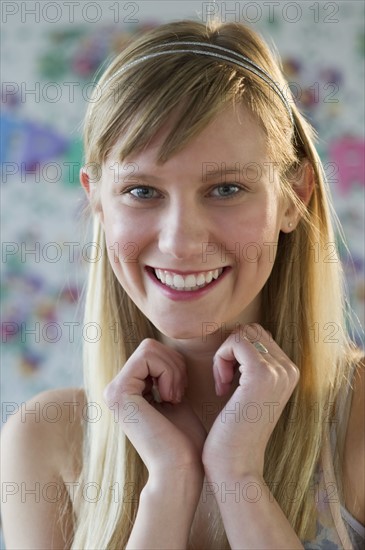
[{"x1": 253, "y1": 341, "x2": 269, "y2": 354}]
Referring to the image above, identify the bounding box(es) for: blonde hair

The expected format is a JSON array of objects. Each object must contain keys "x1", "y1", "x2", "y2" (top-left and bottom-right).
[{"x1": 68, "y1": 19, "x2": 362, "y2": 549}]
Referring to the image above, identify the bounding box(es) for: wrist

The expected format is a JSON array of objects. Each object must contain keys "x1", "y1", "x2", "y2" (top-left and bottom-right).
[
  {"x1": 203, "y1": 451, "x2": 264, "y2": 481},
  {"x1": 144, "y1": 466, "x2": 204, "y2": 500},
  {"x1": 127, "y1": 467, "x2": 203, "y2": 549},
  {"x1": 204, "y1": 464, "x2": 264, "y2": 485}
]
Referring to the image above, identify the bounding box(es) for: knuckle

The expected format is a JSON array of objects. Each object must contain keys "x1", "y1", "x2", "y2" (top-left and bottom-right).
[
  {"x1": 103, "y1": 382, "x2": 116, "y2": 407},
  {"x1": 244, "y1": 322, "x2": 263, "y2": 339},
  {"x1": 136, "y1": 338, "x2": 162, "y2": 363},
  {"x1": 139, "y1": 337, "x2": 157, "y2": 351},
  {"x1": 291, "y1": 364, "x2": 300, "y2": 381},
  {"x1": 260, "y1": 364, "x2": 274, "y2": 382},
  {"x1": 283, "y1": 362, "x2": 300, "y2": 386},
  {"x1": 103, "y1": 373, "x2": 131, "y2": 407}
]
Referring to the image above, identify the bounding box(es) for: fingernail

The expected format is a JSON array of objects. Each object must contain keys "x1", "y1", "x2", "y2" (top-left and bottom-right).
[{"x1": 151, "y1": 386, "x2": 162, "y2": 403}]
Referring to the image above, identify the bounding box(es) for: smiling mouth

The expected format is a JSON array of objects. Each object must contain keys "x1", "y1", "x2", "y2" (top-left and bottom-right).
[{"x1": 151, "y1": 267, "x2": 225, "y2": 291}]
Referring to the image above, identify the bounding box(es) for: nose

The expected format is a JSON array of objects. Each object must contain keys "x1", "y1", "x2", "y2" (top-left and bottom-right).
[{"x1": 158, "y1": 201, "x2": 210, "y2": 261}]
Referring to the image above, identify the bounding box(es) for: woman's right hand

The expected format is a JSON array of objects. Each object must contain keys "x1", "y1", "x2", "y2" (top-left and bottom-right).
[{"x1": 103, "y1": 338, "x2": 207, "y2": 479}]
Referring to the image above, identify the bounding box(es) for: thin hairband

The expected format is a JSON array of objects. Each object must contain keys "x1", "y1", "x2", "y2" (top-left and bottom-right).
[{"x1": 101, "y1": 40, "x2": 294, "y2": 125}]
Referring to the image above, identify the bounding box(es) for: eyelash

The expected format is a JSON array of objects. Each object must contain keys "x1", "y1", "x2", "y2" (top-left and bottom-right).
[
  {"x1": 122, "y1": 183, "x2": 247, "y2": 201},
  {"x1": 210, "y1": 184, "x2": 246, "y2": 198},
  {"x1": 125, "y1": 186, "x2": 161, "y2": 200}
]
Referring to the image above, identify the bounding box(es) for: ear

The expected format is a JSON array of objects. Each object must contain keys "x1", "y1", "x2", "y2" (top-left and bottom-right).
[
  {"x1": 280, "y1": 159, "x2": 315, "y2": 233},
  {"x1": 79, "y1": 167, "x2": 104, "y2": 224}
]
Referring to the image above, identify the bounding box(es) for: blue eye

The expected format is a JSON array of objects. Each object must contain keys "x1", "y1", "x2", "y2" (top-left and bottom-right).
[
  {"x1": 211, "y1": 184, "x2": 244, "y2": 198},
  {"x1": 128, "y1": 186, "x2": 159, "y2": 199}
]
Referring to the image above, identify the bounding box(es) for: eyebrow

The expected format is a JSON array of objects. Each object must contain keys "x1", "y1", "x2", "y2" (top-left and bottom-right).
[
  {"x1": 121, "y1": 172, "x2": 161, "y2": 182},
  {"x1": 116, "y1": 163, "x2": 265, "y2": 182},
  {"x1": 202, "y1": 163, "x2": 270, "y2": 186},
  {"x1": 112, "y1": 168, "x2": 161, "y2": 183},
  {"x1": 202, "y1": 164, "x2": 265, "y2": 177}
]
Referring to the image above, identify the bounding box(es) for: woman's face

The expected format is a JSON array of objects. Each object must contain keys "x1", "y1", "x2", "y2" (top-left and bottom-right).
[{"x1": 96, "y1": 104, "x2": 292, "y2": 339}]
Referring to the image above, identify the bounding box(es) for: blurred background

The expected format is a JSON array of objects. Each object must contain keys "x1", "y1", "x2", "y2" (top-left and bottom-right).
[
  {"x1": 2, "y1": 0, "x2": 364, "y2": 406},
  {"x1": 1, "y1": 0, "x2": 364, "y2": 493}
]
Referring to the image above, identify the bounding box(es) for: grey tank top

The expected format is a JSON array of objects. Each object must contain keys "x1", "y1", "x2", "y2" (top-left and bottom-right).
[{"x1": 302, "y1": 362, "x2": 364, "y2": 549}]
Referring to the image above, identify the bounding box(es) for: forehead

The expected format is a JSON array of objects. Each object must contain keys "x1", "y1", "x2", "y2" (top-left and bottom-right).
[{"x1": 108, "y1": 103, "x2": 270, "y2": 178}]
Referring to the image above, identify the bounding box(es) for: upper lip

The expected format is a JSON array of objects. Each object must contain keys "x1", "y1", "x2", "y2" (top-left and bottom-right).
[{"x1": 147, "y1": 266, "x2": 227, "y2": 275}]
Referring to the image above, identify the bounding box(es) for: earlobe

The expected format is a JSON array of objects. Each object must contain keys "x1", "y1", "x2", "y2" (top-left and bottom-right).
[
  {"x1": 281, "y1": 215, "x2": 296, "y2": 233},
  {"x1": 281, "y1": 160, "x2": 315, "y2": 233}
]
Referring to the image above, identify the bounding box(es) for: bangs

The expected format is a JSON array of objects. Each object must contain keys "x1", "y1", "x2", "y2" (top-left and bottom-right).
[
  {"x1": 89, "y1": 54, "x2": 293, "y2": 169},
  {"x1": 115, "y1": 63, "x2": 248, "y2": 164},
  {"x1": 84, "y1": 19, "x2": 300, "y2": 179}
]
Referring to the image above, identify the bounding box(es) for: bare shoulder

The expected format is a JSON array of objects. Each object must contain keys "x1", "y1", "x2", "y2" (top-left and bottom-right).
[
  {"x1": 1, "y1": 386, "x2": 86, "y2": 472},
  {"x1": 0, "y1": 386, "x2": 86, "y2": 548},
  {"x1": 342, "y1": 358, "x2": 365, "y2": 525}
]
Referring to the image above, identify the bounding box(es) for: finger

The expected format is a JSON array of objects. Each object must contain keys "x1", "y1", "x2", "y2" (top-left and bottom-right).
[
  {"x1": 110, "y1": 341, "x2": 187, "y2": 403},
  {"x1": 215, "y1": 332, "x2": 267, "y2": 369},
  {"x1": 154, "y1": 354, "x2": 187, "y2": 403},
  {"x1": 244, "y1": 324, "x2": 297, "y2": 369},
  {"x1": 213, "y1": 330, "x2": 271, "y2": 393},
  {"x1": 244, "y1": 324, "x2": 283, "y2": 352},
  {"x1": 151, "y1": 346, "x2": 187, "y2": 401},
  {"x1": 213, "y1": 356, "x2": 236, "y2": 396}
]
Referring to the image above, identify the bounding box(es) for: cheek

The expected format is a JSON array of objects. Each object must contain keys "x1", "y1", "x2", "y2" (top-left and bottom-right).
[
  {"x1": 104, "y1": 217, "x2": 132, "y2": 244},
  {"x1": 223, "y1": 202, "x2": 282, "y2": 256},
  {"x1": 101, "y1": 205, "x2": 157, "y2": 269}
]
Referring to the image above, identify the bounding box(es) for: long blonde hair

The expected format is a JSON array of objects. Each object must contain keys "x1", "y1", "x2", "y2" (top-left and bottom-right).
[{"x1": 68, "y1": 19, "x2": 362, "y2": 549}]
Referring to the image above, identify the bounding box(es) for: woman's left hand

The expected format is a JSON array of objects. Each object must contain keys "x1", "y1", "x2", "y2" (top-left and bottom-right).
[{"x1": 202, "y1": 324, "x2": 300, "y2": 479}]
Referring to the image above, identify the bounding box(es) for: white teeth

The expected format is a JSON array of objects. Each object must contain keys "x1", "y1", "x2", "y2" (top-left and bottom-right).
[
  {"x1": 196, "y1": 273, "x2": 205, "y2": 286},
  {"x1": 154, "y1": 268, "x2": 224, "y2": 291},
  {"x1": 173, "y1": 274, "x2": 185, "y2": 288},
  {"x1": 184, "y1": 274, "x2": 196, "y2": 287}
]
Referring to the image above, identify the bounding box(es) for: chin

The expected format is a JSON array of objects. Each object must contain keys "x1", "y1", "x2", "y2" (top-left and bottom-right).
[{"x1": 154, "y1": 322, "x2": 203, "y2": 341}]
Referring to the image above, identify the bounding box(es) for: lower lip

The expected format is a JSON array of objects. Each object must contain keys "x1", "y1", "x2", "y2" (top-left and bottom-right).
[{"x1": 145, "y1": 267, "x2": 230, "y2": 301}]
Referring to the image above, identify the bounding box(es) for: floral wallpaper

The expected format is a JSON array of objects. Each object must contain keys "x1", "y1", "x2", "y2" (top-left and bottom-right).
[{"x1": 2, "y1": 0, "x2": 364, "y2": 406}]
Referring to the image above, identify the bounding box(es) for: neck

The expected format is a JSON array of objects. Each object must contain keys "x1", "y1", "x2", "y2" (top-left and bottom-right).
[
  {"x1": 158, "y1": 299, "x2": 261, "y2": 430},
  {"x1": 159, "y1": 331, "x2": 231, "y2": 430}
]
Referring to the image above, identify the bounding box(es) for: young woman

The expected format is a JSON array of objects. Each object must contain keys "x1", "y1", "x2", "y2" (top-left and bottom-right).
[{"x1": 1, "y1": 19, "x2": 364, "y2": 550}]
